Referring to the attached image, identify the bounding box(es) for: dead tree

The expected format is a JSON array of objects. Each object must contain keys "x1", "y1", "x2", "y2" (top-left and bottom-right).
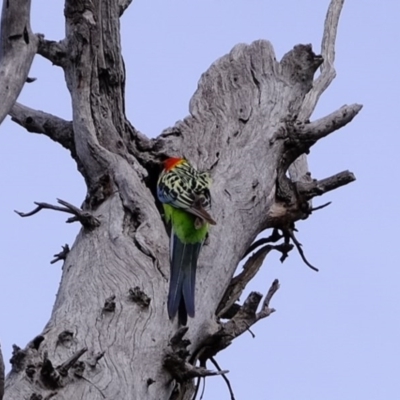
[{"x1": 0, "y1": 0, "x2": 361, "y2": 399}]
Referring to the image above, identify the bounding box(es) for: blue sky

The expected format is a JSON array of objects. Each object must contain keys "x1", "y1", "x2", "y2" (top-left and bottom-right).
[{"x1": 0, "y1": 1, "x2": 399, "y2": 399}]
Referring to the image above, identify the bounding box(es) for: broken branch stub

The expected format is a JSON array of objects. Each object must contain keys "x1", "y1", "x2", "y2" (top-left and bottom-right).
[{"x1": 9, "y1": 103, "x2": 74, "y2": 152}]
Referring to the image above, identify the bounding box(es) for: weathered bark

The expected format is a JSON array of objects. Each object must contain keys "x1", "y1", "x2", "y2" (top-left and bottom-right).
[
  {"x1": 1, "y1": 0, "x2": 362, "y2": 399},
  {"x1": 0, "y1": 0, "x2": 37, "y2": 126}
]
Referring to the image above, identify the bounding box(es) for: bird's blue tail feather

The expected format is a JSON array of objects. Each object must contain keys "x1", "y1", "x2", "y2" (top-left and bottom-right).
[{"x1": 168, "y1": 233, "x2": 201, "y2": 325}]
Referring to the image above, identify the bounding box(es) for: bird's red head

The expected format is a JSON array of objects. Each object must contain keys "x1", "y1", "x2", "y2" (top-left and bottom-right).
[{"x1": 163, "y1": 157, "x2": 185, "y2": 171}]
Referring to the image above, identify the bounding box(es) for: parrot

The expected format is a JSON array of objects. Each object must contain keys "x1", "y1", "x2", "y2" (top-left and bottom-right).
[{"x1": 157, "y1": 157, "x2": 216, "y2": 325}]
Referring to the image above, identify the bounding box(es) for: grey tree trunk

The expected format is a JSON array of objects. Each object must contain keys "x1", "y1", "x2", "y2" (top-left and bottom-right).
[{"x1": 0, "y1": 0, "x2": 361, "y2": 399}]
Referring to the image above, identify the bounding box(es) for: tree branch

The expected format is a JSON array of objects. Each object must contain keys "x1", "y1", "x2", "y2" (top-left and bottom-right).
[
  {"x1": 310, "y1": 201, "x2": 332, "y2": 212},
  {"x1": 255, "y1": 279, "x2": 280, "y2": 320},
  {"x1": 217, "y1": 242, "x2": 290, "y2": 318},
  {"x1": 164, "y1": 354, "x2": 228, "y2": 381},
  {"x1": 196, "y1": 280, "x2": 280, "y2": 367},
  {"x1": 217, "y1": 246, "x2": 273, "y2": 318},
  {"x1": 300, "y1": 0, "x2": 345, "y2": 120},
  {"x1": 284, "y1": 228, "x2": 318, "y2": 272},
  {"x1": 297, "y1": 170, "x2": 356, "y2": 200},
  {"x1": 15, "y1": 198, "x2": 100, "y2": 229},
  {"x1": 289, "y1": 0, "x2": 346, "y2": 183},
  {"x1": 282, "y1": 103, "x2": 363, "y2": 170},
  {"x1": 224, "y1": 280, "x2": 279, "y2": 335},
  {"x1": 50, "y1": 244, "x2": 70, "y2": 264},
  {"x1": 209, "y1": 357, "x2": 236, "y2": 400},
  {"x1": 164, "y1": 327, "x2": 229, "y2": 383},
  {"x1": 241, "y1": 228, "x2": 283, "y2": 259},
  {"x1": 9, "y1": 103, "x2": 74, "y2": 151},
  {"x1": 0, "y1": 0, "x2": 38, "y2": 126},
  {"x1": 297, "y1": 104, "x2": 363, "y2": 142},
  {"x1": 270, "y1": 103, "x2": 360, "y2": 230},
  {"x1": 37, "y1": 34, "x2": 67, "y2": 67}
]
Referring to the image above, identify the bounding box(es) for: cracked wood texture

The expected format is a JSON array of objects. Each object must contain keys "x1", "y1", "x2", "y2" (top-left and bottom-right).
[
  {"x1": 2, "y1": 1, "x2": 359, "y2": 400},
  {"x1": 0, "y1": 0, "x2": 37, "y2": 125}
]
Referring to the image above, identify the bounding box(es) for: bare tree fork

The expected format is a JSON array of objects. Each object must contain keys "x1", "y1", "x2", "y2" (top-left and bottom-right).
[
  {"x1": 217, "y1": 243, "x2": 290, "y2": 318},
  {"x1": 9, "y1": 103, "x2": 74, "y2": 151},
  {"x1": 222, "y1": 280, "x2": 280, "y2": 337},
  {"x1": 0, "y1": 344, "x2": 4, "y2": 400},
  {"x1": 0, "y1": 0, "x2": 38, "y2": 126},
  {"x1": 289, "y1": 0, "x2": 345, "y2": 183},
  {"x1": 191, "y1": 281, "x2": 280, "y2": 371},
  {"x1": 3, "y1": 1, "x2": 361, "y2": 399},
  {"x1": 258, "y1": 102, "x2": 361, "y2": 228},
  {"x1": 15, "y1": 199, "x2": 100, "y2": 228}
]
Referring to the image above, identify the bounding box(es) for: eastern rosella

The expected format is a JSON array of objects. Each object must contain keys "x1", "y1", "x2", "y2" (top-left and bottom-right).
[{"x1": 157, "y1": 157, "x2": 216, "y2": 325}]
